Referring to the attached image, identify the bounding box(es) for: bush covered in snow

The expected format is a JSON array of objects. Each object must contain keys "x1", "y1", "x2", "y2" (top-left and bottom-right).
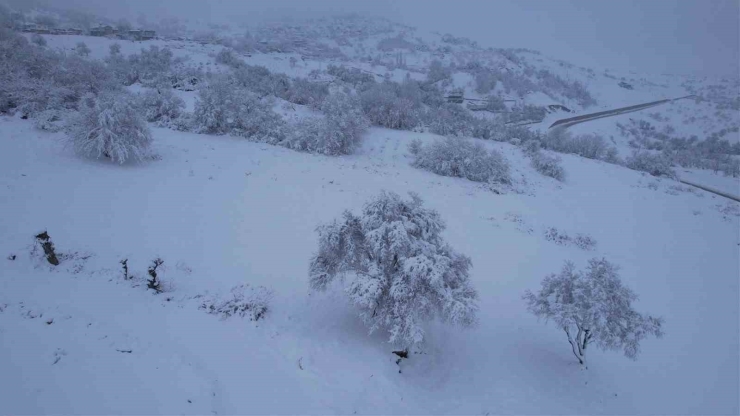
[
  {"x1": 530, "y1": 151, "x2": 566, "y2": 181},
  {"x1": 193, "y1": 75, "x2": 285, "y2": 142},
  {"x1": 426, "y1": 103, "x2": 477, "y2": 137},
  {"x1": 282, "y1": 77, "x2": 329, "y2": 108},
  {"x1": 309, "y1": 191, "x2": 478, "y2": 348},
  {"x1": 30, "y1": 33, "x2": 46, "y2": 47},
  {"x1": 625, "y1": 150, "x2": 677, "y2": 178},
  {"x1": 283, "y1": 93, "x2": 369, "y2": 155},
  {"x1": 139, "y1": 88, "x2": 185, "y2": 127},
  {"x1": 233, "y1": 64, "x2": 291, "y2": 97},
  {"x1": 360, "y1": 81, "x2": 422, "y2": 130},
  {"x1": 68, "y1": 93, "x2": 153, "y2": 164},
  {"x1": 75, "y1": 42, "x2": 91, "y2": 57},
  {"x1": 327, "y1": 64, "x2": 376, "y2": 90},
  {"x1": 411, "y1": 136, "x2": 511, "y2": 184},
  {"x1": 542, "y1": 128, "x2": 613, "y2": 161},
  {"x1": 33, "y1": 109, "x2": 68, "y2": 132},
  {"x1": 127, "y1": 46, "x2": 179, "y2": 87},
  {"x1": 543, "y1": 227, "x2": 596, "y2": 250},
  {"x1": 426, "y1": 59, "x2": 452, "y2": 84},
  {"x1": 199, "y1": 284, "x2": 273, "y2": 321},
  {"x1": 215, "y1": 48, "x2": 243, "y2": 68},
  {"x1": 524, "y1": 258, "x2": 664, "y2": 364}
]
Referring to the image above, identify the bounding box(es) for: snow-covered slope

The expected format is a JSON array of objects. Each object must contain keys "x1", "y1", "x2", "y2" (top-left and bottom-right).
[{"x1": 1, "y1": 117, "x2": 738, "y2": 414}]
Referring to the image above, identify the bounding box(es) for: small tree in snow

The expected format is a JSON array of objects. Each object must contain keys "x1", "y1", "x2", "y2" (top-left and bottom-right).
[
  {"x1": 68, "y1": 93, "x2": 153, "y2": 164},
  {"x1": 75, "y1": 42, "x2": 91, "y2": 57},
  {"x1": 31, "y1": 34, "x2": 47, "y2": 47},
  {"x1": 523, "y1": 258, "x2": 664, "y2": 365},
  {"x1": 309, "y1": 191, "x2": 478, "y2": 349},
  {"x1": 139, "y1": 88, "x2": 185, "y2": 127}
]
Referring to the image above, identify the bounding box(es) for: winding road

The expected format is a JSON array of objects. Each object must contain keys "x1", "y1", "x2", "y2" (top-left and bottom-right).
[{"x1": 549, "y1": 95, "x2": 697, "y2": 129}]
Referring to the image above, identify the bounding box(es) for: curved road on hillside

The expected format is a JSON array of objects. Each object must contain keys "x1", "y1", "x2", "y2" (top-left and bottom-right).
[{"x1": 549, "y1": 95, "x2": 696, "y2": 129}]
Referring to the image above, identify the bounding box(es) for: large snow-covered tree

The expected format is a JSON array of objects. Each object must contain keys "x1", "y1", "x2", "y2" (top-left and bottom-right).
[
  {"x1": 309, "y1": 191, "x2": 478, "y2": 348},
  {"x1": 523, "y1": 258, "x2": 664, "y2": 365},
  {"x1": 68, "y1": 93, "x2": 153, "y2": 164}
]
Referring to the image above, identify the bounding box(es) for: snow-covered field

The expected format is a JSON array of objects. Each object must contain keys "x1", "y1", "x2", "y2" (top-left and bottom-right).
[{"x1": 1, "y1": 116, "x2": 738, "y2": 414}]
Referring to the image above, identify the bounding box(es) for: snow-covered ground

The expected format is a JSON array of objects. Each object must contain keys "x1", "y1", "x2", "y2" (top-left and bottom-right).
[{"x1": 1, "y1": 116, "x2": 738, "y2": 414}]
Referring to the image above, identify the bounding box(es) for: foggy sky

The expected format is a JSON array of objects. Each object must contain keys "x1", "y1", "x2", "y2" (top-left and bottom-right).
[{"x1": 30, "y1": 0, "x2": 740, "y2": 77}]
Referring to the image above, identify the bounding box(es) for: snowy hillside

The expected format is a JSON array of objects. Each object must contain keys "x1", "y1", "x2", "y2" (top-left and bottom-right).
[
  {"x1": 2, "y1": 117, "x2": 738, "y2": 414},
  {"x1": 1, "y1": 8, "x2": 739, "y2": 415}
]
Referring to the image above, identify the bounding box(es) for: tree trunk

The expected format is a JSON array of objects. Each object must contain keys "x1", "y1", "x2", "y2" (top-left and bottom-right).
[{"x1": 564, "y1": 326, "x2": 585, "y2": 365}]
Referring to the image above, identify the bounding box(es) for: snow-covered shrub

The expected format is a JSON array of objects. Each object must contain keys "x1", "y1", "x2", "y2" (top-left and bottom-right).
[
  {"x1": 310, "y1": 191, "x2": 478, "y2": 348},
  {"x1": 139, "y1": 88, "x2": 185, "y2": 127},
  {"x1": 33, "y1": 109, "x2": 68, "y2": 132},
  {"x1": 360, "y1": 82, "x2": 421, "y2": 130},
  {"x1": 523, "y1": 258, "x2": 664, "y2": 364},
  {"x1": 68, "y1": 93, "x2": 153, "y2": 164},
  {"x1": 407, "y1": 138, "x2": 423, "y2": 155},
  {"x1": 232, "y1": 64, "x2": 290, "y2": 97},
  {"x1": 543, "y1": 227, "x2": 570, "y2": 246},
  {"x1": 75, "y1": 42, "x2": 90, "y2": 57},
  {"x1": 31, "y1": 33, "x2": 46, "y2": 47},
  {"x1": 474, "y1": 70, "x2": 497, "y2": 94},
  {"x1": 127, "y1": 46, "x2": 178, "y2": 87},
  {"x1": 530, "y1": 151, "x2": 566, "y2": 181},
  {"x1": 327, "y1": 64, "x2": 376, "y2": 90},
  {"x1": 522, "y1": 139, "x2": 542, "y2": 156},
  {"x1": 508, "y1": 104, "x2": 547, "y2": 123},
  {"x1": 543, "y1": 227, "x2": 596, "y2": 250},
  {"x1": 542, "y1": 128, "x2": 611, "y2": 160},
  {"x1": 573, "y1": 234, "x2": 597, "y2": 251},
  {"x1": 426, "y1": 59, "x2": 452, "y2": 84},
  {"x1": 426, "y1": 103, "x2": 476, "y2": 137},
  {"x1": 284, "y1": 93, "x2": 369, "y2": 155},
  {"x1": 411, "y1": 136, "x2": 511, "y2": 184},
  {"x1": 283, "y1": 77, "x2": 329, "y2": 108},
  {"x1": 215, "y1": 48, "x2": 243, "y2": 68},
  {"x1": 625, "y1": 150, "x2": 676, "y2": 178},
  {"x1": 192, "y1": 75, "x2": 285, "y2": 142},
  {"x1": 199, "y1": 284, "x2": 273, "y2": 321}
]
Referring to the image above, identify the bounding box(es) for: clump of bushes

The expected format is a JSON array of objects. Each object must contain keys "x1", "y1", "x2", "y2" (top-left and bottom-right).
[
  {"x1": 543, "y1": 227, "x2": 596, "y2": 250},
  {"x1": 410, "y1": 136, "x2": 511, "y2": 185}
]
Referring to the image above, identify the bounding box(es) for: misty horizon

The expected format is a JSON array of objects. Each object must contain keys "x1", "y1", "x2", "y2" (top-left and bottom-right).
[{"x1": 5, "y1": 0, "x2": 738, "y2": 78}]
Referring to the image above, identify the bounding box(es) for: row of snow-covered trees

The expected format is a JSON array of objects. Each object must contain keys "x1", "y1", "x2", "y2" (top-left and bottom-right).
[
  {"x1": 1, "y1": 25, "x2": 731, "y2": 179},
  {"x1": 617, "y1": 119, "x2": 740, "y2": 178}
]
